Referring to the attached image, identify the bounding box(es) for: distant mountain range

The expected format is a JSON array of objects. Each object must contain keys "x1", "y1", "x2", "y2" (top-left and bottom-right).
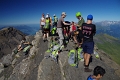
[
  {"x1": 0, "y1": 24, "x2": 40, "y2": 35},
  {"x1": 95, "y1": 21, "x2": 120, "y2": 39},
  {"x1": 0, "y1": 21, "x2": 120, "y2": 39}
]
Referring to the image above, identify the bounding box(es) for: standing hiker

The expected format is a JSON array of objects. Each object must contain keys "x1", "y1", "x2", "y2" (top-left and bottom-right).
[
  {"x1": 53, "y1": 14, "x2": 58, "y2": 28},
  {"x1": 46, "y1": 13, "x2": 52, "y2": 34},
  {"x1": 43, "y1": 15, "x2": 50, "y2": 42},
  {"x1": 51, "y1": 14, "x2": 58, "y2": 35},
  {"x1": 75, "y1": 12, "x2": 85, "y2": 46},
  {"x1": 40, "y1": 13, "x2": 45, "y2": 34},
  {"x1": 57, "y1": 12, "x2": 70, "y2": 49},
  {"x1": 75, "y1": 12, "x2": 85, "y2": 30},
  {"x1": 82, "y1": 14, "x2": 96, "y2": 72}
]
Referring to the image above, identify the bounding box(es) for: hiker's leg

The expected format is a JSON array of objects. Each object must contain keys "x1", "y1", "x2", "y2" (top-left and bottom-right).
[
  {"x1": 83, "y1": 43, "x2": 87, "y2": 65},
  {"x1": 84, "y1": 42, "x2": 94, "y2": 72},
  {"x1": 41, "y1": 25, "x2": 44, "y2": 35},
  {"x1": 73, "y1": 36, "x2": 77, "y2": 43},
  {"x1": 84, "y1": 53, "x2": 87, "y2": 64},
  {"x1": 59, "y1": 39, "x2": 63, "y2": 46},
  {"x1": 47, "y1": 32, "x2": 49, "y2": 38},
  {"x1": 18, "y1": 45, "x2": 21, "y2": 49},
  {"x1": 57, "y1": 28, "x2": 64, "y2": 46},
  {"x1": 85, "y1": 53, "x2": 91, "y2": 66},
  {"x1": 43, "y1": 32, "x2": 46, "y2": 41},
  {"x1": 18, "y1": 47, "x2": 22, "y2": 52}
]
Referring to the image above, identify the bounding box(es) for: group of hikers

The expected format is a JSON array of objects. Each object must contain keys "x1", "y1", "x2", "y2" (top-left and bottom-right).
[{"x1": 40, "y1": 12, "x2": 106, "y2": 80}]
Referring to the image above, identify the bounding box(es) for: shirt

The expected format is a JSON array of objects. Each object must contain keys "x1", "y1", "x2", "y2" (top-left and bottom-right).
[
  {"x1": 41, "y1": 17, "x2": 45, "y2": 25},
  {"x1": 82, "y1": 23, "x2": 96, "y2": 42},
  {"x1": 87, "y1": 75, "x2": 96, "y2": 80},
  {"x1": 71, "y1": 25, "x2": 76, "y2": 31},
  {"x1": 57, "y1": 17, "x2": 64, "y2": 28},
  {"x1": 78, "y1": 17, "x2": 85, "y2": 28}
]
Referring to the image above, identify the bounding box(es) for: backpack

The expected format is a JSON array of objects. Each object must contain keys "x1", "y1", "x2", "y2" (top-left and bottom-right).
[
  {"x1": 77, "y1": 48, "x2": 83, "y2": 60},
  {"x1": 68, "y1": 50, "x2": 77, "y2": 66},
  {"x1": 51, "y1": 27, "x2": 57, "y2": 35},
  {"x1": 68, "y1": 48, "x2": 83, "y2": 67},
  {"x1": 94, "y1": 50, "x2": 99, "y2": 59},
  {"x1": 54, "y1": 16, "x2": 58, "y2": 22},
  {"x1": 44, "y1": 19, "x2": 50, "y2": 29}
]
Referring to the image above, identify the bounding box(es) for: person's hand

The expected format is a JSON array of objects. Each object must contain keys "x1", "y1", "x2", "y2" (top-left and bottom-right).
[{"x1": 80, "y1": 42, "x2": 82, "y2": 45}]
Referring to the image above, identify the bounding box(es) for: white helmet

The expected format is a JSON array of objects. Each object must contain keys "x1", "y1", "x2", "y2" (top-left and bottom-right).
[{"x1": 46, "y1": 15, "x2": 49, "y2": 18}]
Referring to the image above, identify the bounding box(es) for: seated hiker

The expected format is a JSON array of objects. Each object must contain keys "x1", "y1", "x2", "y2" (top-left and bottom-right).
[
  {"x1": 18, "y1": 37, "x2": 30, "y2": 52},
  {"x1": 87, "y1": 66, "x2": 106, "y2": 80}
]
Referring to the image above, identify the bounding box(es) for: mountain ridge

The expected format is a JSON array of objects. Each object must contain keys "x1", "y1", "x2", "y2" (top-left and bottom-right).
[
  {"x1": 0, "y1": 27, "x2": 26, "y2": 59},
  {"x1": 0, "y1": 27, "x2": 120, "y2": 80}
]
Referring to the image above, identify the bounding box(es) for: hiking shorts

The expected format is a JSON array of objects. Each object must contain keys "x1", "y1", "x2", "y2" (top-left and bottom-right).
[
  {"x1": 70, "y1": 31, "x2": 75, "y2": 36},
  {"x1": 41, "y1": 25, "x2": 45, "y2": 33},
  {"x1": 43, "y1": 28, "x2": 50, "y2": 34},
  {"x1": 82, "y1": 41, "x2": 94, "y2": 54},
  {"x1": 21, "y1": 44, "x2": 27, "y2": 49}
]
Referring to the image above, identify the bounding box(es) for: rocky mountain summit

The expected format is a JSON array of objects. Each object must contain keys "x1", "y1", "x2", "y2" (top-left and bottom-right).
[{"x1": 0, "y1": 28, "x2": 120, "y2": 80}]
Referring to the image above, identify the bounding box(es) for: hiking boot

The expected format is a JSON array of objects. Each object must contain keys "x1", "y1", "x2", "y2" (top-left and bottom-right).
[{"x1": 84, "y1": 67, "x2": 92, "y2": 72}]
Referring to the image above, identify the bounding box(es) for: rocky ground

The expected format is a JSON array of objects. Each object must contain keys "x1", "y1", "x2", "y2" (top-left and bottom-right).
[
  {"x1": 0, "y1": 27, "x2": 26, "y2": 59},
  {"x1": 0, "y1": 30, "x2": 120, "y2": 80}
]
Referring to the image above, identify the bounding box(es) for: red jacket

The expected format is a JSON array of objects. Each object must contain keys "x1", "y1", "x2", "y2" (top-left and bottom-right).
[{"x1": 72, "y1": 25, "x2": 76, "y2": 31}]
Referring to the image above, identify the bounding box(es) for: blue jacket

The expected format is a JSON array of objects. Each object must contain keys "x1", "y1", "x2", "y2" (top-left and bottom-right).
[{"x1": 87, "y1": 75, "x2": 96, "y2": 80}]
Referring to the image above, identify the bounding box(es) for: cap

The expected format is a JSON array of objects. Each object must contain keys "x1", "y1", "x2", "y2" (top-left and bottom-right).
[
  {"x1": 76, "y1": 12, "x2": 81, "y2": 17},
  {"x1": 62, "y1": 12, "x2": 67, "y2": 16},
  {"x1": 87, "y1": 14, "x2": 93, "y2": 20}
]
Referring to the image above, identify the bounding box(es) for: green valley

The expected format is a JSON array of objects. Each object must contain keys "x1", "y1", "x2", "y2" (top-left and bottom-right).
[{"x1": 94, "y1": 33, "x2": 120, "y2": 65}]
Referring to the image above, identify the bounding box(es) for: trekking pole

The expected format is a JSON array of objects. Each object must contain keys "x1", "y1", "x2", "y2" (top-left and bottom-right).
[{"x1": 75, "y1": 47, "x2": 79, "y2": 68}]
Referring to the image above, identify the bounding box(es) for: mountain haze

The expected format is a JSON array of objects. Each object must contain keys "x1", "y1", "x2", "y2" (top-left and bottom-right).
[{"x1": 95, "y1": 21, "x2": 120, "y2": 39}]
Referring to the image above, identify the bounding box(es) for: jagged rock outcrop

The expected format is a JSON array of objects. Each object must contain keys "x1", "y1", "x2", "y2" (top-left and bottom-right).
[
  {"x1": 0, "y1": 27, "x2": 26, "y2": 59},
  {"x1": 0, "y1": 29, "x2": 120, "y2": 80}
]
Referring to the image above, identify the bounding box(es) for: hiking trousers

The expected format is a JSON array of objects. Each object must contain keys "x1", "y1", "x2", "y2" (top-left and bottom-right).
[{"x1": 57, "y1": 28, "x2": 64, "y2": 46}]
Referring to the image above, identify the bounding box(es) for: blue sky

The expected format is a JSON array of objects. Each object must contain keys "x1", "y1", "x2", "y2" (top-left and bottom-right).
[{"x1": 0, "y1": 0, "x2": 120, "y2": 25}]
